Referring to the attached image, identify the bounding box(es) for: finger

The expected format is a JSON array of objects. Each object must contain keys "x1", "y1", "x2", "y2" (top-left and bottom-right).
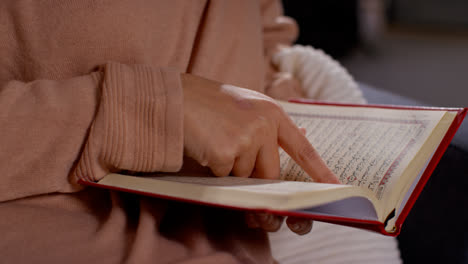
[
  {"x1": 286, "y1": 217, "x2": 313, "y2": 235},
  {"x1": 210, "y1": 162, "x2": 234, "y2": 177},
  {"x1": 278, "y1": 117, "x2": 339, "y2": 184},
  {"x1": 252, "y1": 140, "x2": 280, "y2": 179},
  {"x1": 255, "y1": 212, "x2": 284, "y2": 232},
  {"x1": 245, "y1": 212, "x2": 260, "y2": 228},
  {"x1": 299, "y1": 127, "x2": 306, "y2": 135},
  {"x1": 232, "y1": 149, "x2": 258, "y2": 178}
]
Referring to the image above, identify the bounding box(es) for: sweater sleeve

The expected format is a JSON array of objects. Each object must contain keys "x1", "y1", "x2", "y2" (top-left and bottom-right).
[
  {"x1": 260, "y1": 0, "x2": 302, "y2": 99},
  {"x1": 0, "y1": 62, "x2": 183, "y2": 202}
]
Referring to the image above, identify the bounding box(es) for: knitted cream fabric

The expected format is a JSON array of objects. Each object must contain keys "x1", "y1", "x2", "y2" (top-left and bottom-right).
[
  {"x1": 269, "y1": 45, "x2": 401, "y2": 264},
  {"x1": 272, "y1": 45, "x2": 366, "y2": 104},
  {"x1": 270, "y1": 223, "x2": 402, "y2": 264}
]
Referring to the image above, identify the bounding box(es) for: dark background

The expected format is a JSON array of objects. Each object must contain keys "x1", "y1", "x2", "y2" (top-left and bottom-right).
[{"x1": 282, "y1": 0, "x2": 468, "y2": 107}]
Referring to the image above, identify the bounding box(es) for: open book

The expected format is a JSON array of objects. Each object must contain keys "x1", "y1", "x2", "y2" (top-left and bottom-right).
[{"x1": 80, "y1": 100, "x2": 467, "y2": 236}]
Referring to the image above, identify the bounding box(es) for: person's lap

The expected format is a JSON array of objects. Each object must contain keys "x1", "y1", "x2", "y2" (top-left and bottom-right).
[{"x1": 1, "y1": 189, "x2": 272, "y2": 263}]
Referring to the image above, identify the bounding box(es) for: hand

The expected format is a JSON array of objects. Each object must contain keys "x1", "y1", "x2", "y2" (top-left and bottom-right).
[
  {"x1": 245, "y1": 213, "x2": 313, "y2": 235},
  {"x1": 244, "y1": 128, "x2": 319, "y2": 235},
  {"x1": 182, "y1": 73, "x2": 338, "y2": 183},
  {"x1": 181, "y1": 74, "x2": 339, "y2": 235}
]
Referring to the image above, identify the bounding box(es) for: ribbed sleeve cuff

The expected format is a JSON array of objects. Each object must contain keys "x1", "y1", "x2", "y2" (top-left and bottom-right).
[{"x1": 74, "y1": 62, "x2": 183, "y2": 183}]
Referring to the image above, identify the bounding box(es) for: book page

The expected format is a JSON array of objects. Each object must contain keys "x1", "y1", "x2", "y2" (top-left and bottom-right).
[
  {"x1": 98, "y1": 174, "x2": 364, "y2": 211},
  {"x1": 278, "y1": 102, "x2": 446, "y2": 201},
  {"x1": 151, "y1": 175, "x2": 346, "y2": 194}
]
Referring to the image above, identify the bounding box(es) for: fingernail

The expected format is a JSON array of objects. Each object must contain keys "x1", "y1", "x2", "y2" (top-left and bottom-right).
[
  {"x1": 257, "y1": 213, "x2": 270, "y2": 222},
  {"x1": 299, "y1": 127, "x2": 306, "y2": 135},
  {"x1": 245, "y1": 213, "x2": 259, "y2": 228},
  {"x1": 290, "y1": 223, "x2": 300, "y2": 231},
  {"x1": 329, "y1": 177, "x2": 341, "y2": 184},
  {"x1": 325, "y1": 172, "x2": 340, "y2": 184}
]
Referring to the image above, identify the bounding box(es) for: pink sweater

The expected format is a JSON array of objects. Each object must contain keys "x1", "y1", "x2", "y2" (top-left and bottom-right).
[{"x1": 0, "y1": 0, "x2": 297, "y2": 263}]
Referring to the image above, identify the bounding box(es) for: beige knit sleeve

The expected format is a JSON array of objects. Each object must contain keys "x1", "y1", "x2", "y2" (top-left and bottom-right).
[{"x1": 0, "y1": 62, "x2": 183, "y2": 202}]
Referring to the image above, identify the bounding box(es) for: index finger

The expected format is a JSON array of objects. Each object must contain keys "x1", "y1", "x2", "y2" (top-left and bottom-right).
[{"x1": 278, "y1": 115, "x2": 340, "y2": 184}]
